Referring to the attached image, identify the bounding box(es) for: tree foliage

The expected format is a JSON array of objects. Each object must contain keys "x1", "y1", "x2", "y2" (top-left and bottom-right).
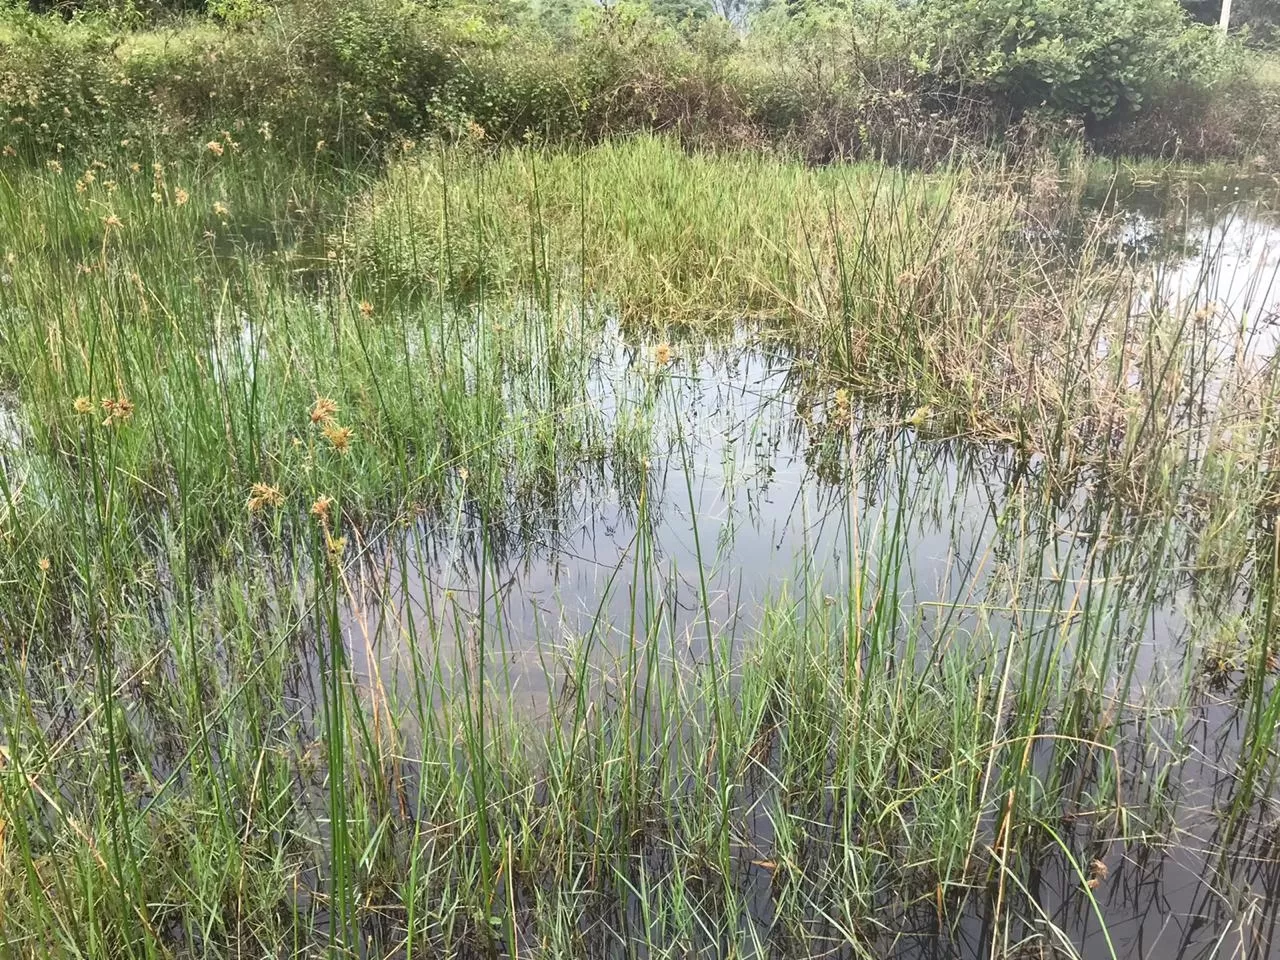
[
  {"x1": 1, "y1": 0, "x2": 1268, "y2": 162},
  {"x1": 915, "y1": 0, "x2": 1223, "y2": 119}
]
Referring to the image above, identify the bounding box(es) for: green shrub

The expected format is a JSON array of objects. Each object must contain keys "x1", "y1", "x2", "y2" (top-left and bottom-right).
[
  {"x1": 0, "y1": 0, "x2": 1271, "y2": 165},
  {"x1": 743, "y1": 1, "x2": 989, "y2": 161},
  {"x1": 917, "y1": 0, "x2": 1226, "y2": 120},
  {"x1": 0, "y1": 14, "x2": 157, "y2": 157}
]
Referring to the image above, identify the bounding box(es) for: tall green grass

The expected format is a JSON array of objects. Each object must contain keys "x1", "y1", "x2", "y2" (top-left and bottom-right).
[
  {"x1": 2, "y1": 409, "x2": 1271, "y2": 956},
  {"x1": 0, "y1": 134, "x2": 1278, "y2": 959},
  {"x1": 358, "y1": 136, "x2": 1280, "y2": 519}
]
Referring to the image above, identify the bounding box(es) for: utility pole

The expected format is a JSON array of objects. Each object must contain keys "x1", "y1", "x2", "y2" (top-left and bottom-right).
[{"x1": 1219, "y1": 0, "x2": 1233, "y2": 32}]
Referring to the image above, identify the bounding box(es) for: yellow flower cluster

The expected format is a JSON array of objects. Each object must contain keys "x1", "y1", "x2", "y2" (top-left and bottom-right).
[{"x1": 310, "y1": 397, "x2": 353, "y2": 454}]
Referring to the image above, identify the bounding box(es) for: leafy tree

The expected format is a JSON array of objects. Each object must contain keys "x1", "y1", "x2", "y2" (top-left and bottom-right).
[
  {"x1": 533, "y1": 0, "x2": 596, "y2": 34},
  {"x1": 647, "y1": 0, "x2": 715, "y2": 19},
  {"x1": 534, "y1": 0, "x2": 715, "y2": 32},
  {"x1": 919, "y1": 0, "x2": 1222, "y2": 120}
]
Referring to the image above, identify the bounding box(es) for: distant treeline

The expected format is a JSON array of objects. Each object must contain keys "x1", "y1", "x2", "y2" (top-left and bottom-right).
[{"x1": 2, "y1": 0, "x2": 1277, "y2": 164}]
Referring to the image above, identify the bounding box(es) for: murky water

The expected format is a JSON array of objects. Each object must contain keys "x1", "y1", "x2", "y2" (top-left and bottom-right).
[
  {"x1": 317, "y1": 182, "x2": 1280, "y2": 958},
  {"x1": 346, "y1": 180, "x2": 1280, "y2": 672},
  {"x1": 5, "y1": 173, "x2": 1280, "y2": 958}
]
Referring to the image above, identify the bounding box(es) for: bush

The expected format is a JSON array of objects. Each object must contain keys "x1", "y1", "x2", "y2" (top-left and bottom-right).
[
  {"x1": 0, "y1": 0, "x2": 1270, "y2": 165},
  {"x1": 743, "y1": 2, "x2": 994, "y2": 161},
  {"x1": 902, "y1": 0, "x2": 1223, "y2": 122},
  {"x1": 0, "y1": 15, "x2": 156, "y2": 156}
]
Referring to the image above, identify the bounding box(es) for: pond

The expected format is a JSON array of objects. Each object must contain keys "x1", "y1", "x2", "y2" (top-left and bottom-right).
[
  {"x1": 2, "y1": 152, "x2": 1280, "y2": 959},
  {"x1": 317, "y1": 173, "x2": 1280, "y2": 958}
]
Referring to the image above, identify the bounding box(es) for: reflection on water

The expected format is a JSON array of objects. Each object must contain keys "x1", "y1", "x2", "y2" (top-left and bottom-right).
[
  {"x1": 305, "y1": 182, "x2": 1280, "y2": 958},
  {"x1": 6, "y1": 174, "x2": 1280, "y2": 959}
]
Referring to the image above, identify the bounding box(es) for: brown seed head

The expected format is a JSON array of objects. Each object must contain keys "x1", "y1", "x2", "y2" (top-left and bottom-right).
[
  {"x1": 310, "y1": 397, "x2": 338, "y2": 424},
  {"x1": 100, "y1": 396, "x2": 134, "y2": 424},
  {"x1": 322, "y1": 423, "x2": 353, "y2": 454},
  {"x1": 247, "y1": 482, "x2": 284, "y2": 513}
]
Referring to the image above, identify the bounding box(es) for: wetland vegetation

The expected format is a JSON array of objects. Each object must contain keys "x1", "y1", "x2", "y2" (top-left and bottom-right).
[{"x1": 3, "y1": 1, "x2": 1280, "y2": 958}]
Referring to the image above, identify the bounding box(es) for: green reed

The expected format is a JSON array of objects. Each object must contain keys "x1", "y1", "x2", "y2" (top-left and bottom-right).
[{"x1": 0, "y1": 133, "x2": 1277, "y2": 959}]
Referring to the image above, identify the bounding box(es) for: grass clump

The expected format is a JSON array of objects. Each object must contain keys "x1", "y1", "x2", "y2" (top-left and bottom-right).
[
  {"x1": 0, "y1": 446, "x2": 1241, "y2": 957},
  {"x1": 0, "y1": 143, "x2": 657, "y2": 641},
  {"x1": 356, "y1": 135, "x2": 1280, "y2": 520}
]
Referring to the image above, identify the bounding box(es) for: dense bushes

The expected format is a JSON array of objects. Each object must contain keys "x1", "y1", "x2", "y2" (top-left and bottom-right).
[
  {"x1": 917, "y1": 0, "x2": 1222, "y2": 120},
  {"x1": 0, "y1": 0, "x2": 1275, "y2": 165}
]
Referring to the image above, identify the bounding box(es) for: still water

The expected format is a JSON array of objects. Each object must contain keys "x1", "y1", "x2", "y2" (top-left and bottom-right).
[{"x1": 316, "y1": 178, "x2": 1280, "y2": 957}]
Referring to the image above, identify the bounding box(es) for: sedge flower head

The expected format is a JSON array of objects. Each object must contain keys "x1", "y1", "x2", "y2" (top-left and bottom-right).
[
  {"x1": 1086, "y1": 858, "x2": 1109, "y2": 890},
  {"x1": 310, "y1": 396, "x2": 338, "y2": 424},
  {"x1": 322, "y1": 422, "x2": 353, "y2": 454},
  {"x1": 100, "y1": 396, "x2": 134, "y2": 424},
  {"x1": 247, "y1": 482, "x2": 284, "y2": 513}
]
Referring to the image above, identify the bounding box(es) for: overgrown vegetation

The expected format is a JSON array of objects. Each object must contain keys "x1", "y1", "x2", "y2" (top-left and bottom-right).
[
  {"x1": 2, "y1": 3, "x2": 1280, "y2": 958},
  {"x1": 2, "y1": 0, "x2": 1279, "y2": 165},
  {"x1": 356, "y1": 135, "x2": 1279, "y2": 495},
  {"x1": 2, "y1": 129, "x2": 1279, "y2": 956}
]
